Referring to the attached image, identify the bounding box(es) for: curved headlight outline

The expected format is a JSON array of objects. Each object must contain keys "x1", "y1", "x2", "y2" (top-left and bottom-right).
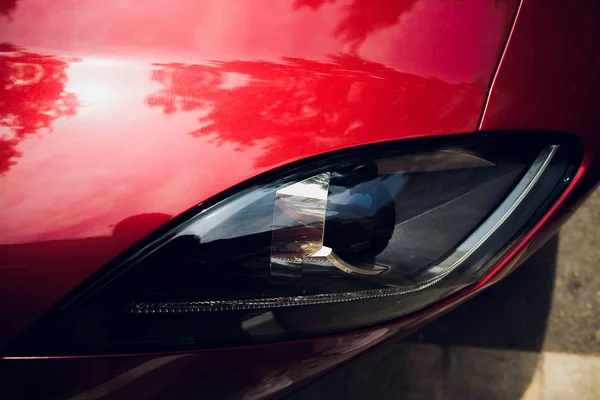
[
  {"x1": 3, "y1": 133, "x2": 581, "y2": 356},
  {"x1": 127, "y1": 146, "x2": 556, "y2": 313}
]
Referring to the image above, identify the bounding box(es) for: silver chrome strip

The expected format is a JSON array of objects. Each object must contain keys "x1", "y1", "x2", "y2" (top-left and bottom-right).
[{"x1": 127, "y1": 146, "x2": 558, "y2": 313}]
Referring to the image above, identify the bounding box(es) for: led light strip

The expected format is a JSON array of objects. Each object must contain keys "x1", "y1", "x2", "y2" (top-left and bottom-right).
[{"x1": 127, "y1": 146, "x2": 558, "y2": 314}]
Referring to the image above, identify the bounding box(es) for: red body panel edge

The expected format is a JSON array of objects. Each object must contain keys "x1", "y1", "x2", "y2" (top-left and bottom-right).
[
  {"x1": 0, "y1": 0, "x2": 598, "y2": 398},
  {"x1": 0, "y1": 0, "x2": 516, "y2": 349}
]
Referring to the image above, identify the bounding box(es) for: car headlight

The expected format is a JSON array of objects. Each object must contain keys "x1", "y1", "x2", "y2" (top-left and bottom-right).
[{"x1": 4, "y1": 134, "x2": 579, "y2": 356}]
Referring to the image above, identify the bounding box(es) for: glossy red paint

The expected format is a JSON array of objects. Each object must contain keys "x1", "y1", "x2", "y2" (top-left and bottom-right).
[
  {"x1": 1, "y1": 0, "x2": 599, "y2": 398},
  {"x1": 0, "y1": 0, "x2": 517, "y2": 348},
  {"x1": 480, "y1": 0, "x2": 600, "y2": 281}
]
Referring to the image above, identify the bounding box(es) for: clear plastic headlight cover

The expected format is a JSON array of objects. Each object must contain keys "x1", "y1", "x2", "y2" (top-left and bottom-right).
[{"x1": 5, "y1": 134, "x2": 579, "y2": 356}]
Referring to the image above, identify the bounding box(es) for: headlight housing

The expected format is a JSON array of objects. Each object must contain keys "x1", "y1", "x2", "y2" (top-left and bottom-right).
[{"x1": 4, "y1": 134, "x2": 579, "y2": 356}]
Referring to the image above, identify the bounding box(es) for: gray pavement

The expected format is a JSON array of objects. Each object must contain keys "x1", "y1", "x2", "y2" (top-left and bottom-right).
[{"x1": 288, "y1": 189, "x2": 600, "y2": 399}]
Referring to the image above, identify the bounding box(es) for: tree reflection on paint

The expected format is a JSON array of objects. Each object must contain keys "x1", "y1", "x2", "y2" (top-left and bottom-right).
[
  {"x1": 294, "y1": 0, "x2": 419, "y2": 52},
  {"x1": 0, "y1": 43, "x2": 79, "y2": 174},
  {"x1": 0, "y1": 0, "x2": 19, "y2": 17},
  {"x1": 146, "y1": 54, "x2": 481, "y2": 167}
]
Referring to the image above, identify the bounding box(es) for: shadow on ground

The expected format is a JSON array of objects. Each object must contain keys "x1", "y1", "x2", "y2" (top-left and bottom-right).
[{"x1": 287, "y1": 235, "x2": 559, "y2": 399}]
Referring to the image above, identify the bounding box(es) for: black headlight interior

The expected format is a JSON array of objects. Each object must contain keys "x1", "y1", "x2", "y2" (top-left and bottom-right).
[{"x1": 4, "y1": 133, "x2": 580, "y2": 356}]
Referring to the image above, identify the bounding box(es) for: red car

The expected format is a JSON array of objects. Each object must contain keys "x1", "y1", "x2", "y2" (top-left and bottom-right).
[{"x1": 0, "y1": 0, "x2": 598, "y2": 398}]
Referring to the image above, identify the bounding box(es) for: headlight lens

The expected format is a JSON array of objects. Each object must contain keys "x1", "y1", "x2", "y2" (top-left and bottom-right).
[{"x1": 4, "y1": 135, "x2": 578, "y2": 356}]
